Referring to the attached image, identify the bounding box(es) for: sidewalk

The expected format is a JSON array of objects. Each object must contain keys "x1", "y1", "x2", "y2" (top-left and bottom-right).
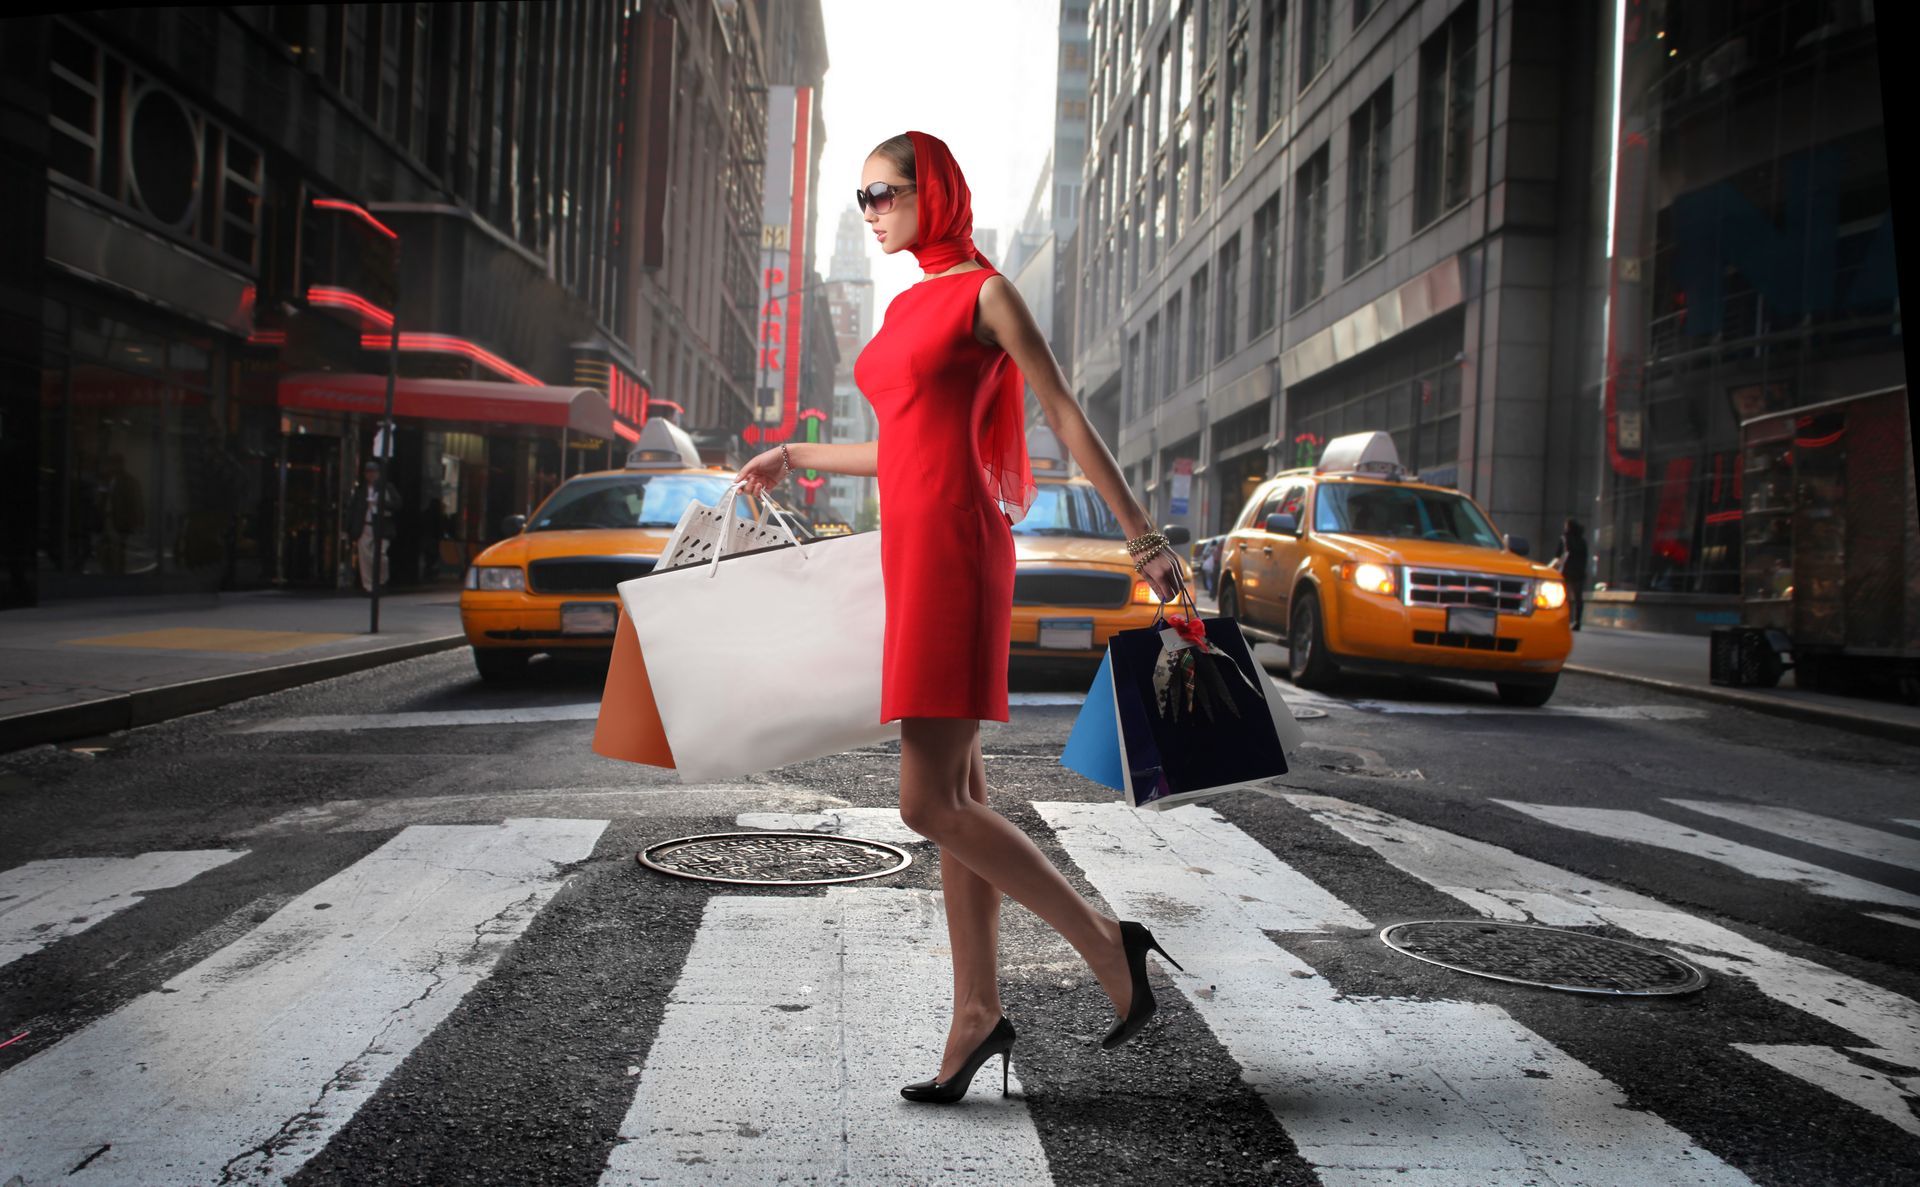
[
  {"x1": 1184, "y1": 586, "x2": 1920, "y2": 747},
  {"x1": 0, "y1": 587, "x2": 467, "y2": 752}
]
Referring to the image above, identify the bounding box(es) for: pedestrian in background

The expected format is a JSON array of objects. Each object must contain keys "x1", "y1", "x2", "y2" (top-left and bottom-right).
[
  {"x1": 1554, "y1": 517, "x2": 1589, "y2": 630},
  {"x1": 735, "y1": 131, "x2": 1188, "y2": 1105},
  {"x1": 347, "y1": 461, "x2": 402, "y2": 595},
  {"x1": 420, "y1": 498, "x2": 449, "y2": 582}
]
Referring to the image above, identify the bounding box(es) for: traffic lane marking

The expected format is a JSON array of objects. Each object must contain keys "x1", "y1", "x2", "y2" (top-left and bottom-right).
[
  {"x1": 1664, "y1": 798, "x2": 1920, "y2": 873},
  {"x1": 242, "y1": 703, "x2": 600, "y2": 732},
  {"x1": 599, "y1": 889, "x2": 1050, "y2": 1185},
  {"x1": 237, "y1": 784, "x2": 850, "y2": 835},
  {"x1": 1288, "y1": 793, "x2": 1920, "y2": 1137},
  {"x1": 0, "y1": 818, "x2": 606, "y2": 1185},
  {"x1": 1492, "y1": 801, "x2": 1920, "y2": 911},
  {"x1": 1036, "y1": 801, "x2": 1749, "y2": 1183},
  {"x1": 0, "y1": 850, "x2": 245, "y2": 971}
]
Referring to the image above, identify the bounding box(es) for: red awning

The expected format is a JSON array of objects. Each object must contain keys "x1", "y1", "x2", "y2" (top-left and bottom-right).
[{"x1": 277, "y1": 372, "x2": 615, "y2": 438}]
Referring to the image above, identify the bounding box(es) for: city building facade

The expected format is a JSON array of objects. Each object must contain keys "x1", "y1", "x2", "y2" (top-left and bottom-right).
[
  {"x1": 0, "y1": 0, "x2": 777, "y2": 606},
  {"x1": 1072, "y1": 0, "x2": 1614, "y2": 579},
  {"x1": 823, "y1": 207, "x2": 878, "y2": 530}
]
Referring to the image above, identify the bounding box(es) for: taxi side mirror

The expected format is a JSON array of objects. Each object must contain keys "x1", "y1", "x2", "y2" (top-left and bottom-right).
[
  {"x1": 1160, "y1": 524, "x2": 1191, "y2": 546},
  {"x1": 501, "y1": 514, "x2": 527, "y2": 535},
  {"x1": 1504, "y1": 533, "x2": 1529, "y2": 556},
  {"x1": 1266, "y1": 513, "x2": 1300, "y2": 536}
]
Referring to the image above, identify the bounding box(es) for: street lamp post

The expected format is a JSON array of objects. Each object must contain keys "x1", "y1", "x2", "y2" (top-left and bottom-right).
[{"x1": 368, "y1": 226, "x2": 401, "y2": 634}]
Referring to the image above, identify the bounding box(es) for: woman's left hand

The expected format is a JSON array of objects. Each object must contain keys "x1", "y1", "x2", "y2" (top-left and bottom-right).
[{"x1": 1137, "y1": 548, "x2": 1188, "y2": 606}]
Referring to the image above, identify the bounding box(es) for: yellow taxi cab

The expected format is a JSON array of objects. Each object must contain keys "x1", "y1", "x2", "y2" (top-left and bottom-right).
[
  {"x1": 1009, "y1": 427, "x2": 1187, "y2": 662},
  {"x1": 459, "y1": 418, "x2": 748, "y2": 680},
  {"x1": 1216, "y1": 431, "x2": 1571, "y2": 705}
]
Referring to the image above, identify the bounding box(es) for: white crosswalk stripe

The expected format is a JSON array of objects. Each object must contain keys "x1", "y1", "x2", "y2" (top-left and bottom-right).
[
  {"x1": 1285, "y1": 794, "x2": 1920, "y2": 1138},
  {"x1": 1664, "y1": 798, "x2": 1920, "y2": 872},
  {"x1": 0, "y1": 850, "x2": 245, "y2": 971},
  {"x1": 0, "y1": 819, "x2": 605, "y2": 1184},
  {"x1": 1492, "y1": 800, "x2": 1920, "y2": 910},
  {"x1": 600, "y1": 888, "x2": 1051, "y2": 1185},
  {"x1": 1035, "y1": 801, "x2": 1752, "y2": 1185}
]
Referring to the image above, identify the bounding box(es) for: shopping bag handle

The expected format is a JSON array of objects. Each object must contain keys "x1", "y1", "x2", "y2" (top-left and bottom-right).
[
  {"x1": 1149, "y1": 552, "x2": 1200, "y2": 628},
  {"x1": 706, "y1": 483, "x2": 809, "y2": 579}
]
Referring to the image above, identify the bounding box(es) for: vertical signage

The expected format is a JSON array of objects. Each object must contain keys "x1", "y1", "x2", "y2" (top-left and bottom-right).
[{"x1": 744, "y1": 85, "x2": 812, "y2": 446}]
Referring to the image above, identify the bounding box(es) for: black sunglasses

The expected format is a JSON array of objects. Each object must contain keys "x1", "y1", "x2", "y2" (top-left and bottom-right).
[{"x1": 855, "y1": 181, "x2": 914, "y2": 214}]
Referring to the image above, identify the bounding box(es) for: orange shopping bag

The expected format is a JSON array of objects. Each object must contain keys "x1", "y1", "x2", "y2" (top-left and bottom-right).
[{"x1": 592, "y1": 607, "x2": 676, "y2": 768}]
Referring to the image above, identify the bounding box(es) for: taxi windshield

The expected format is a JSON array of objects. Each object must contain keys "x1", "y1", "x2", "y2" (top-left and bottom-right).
[
  {"x1": 1011, "y1": 483, "x2": 1126, "y2": 539},
  {"x1": 1313, "y1": 483, "x2": 1502, "y2": 548},
  {"x1": 529, "y1": 474, "x2": 742, "y2": 531}
]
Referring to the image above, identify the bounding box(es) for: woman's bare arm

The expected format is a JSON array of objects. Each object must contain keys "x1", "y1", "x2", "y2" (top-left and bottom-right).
[
  {"x1": 975, "y1": 276, "x2": 1151, "y2": 538},
  {"x1": 786, "y1": 440, "x2": 878, "y2": 478}
]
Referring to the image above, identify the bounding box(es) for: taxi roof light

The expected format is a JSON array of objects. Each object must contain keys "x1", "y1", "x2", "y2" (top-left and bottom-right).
[
  {"x1": 625, "y1": 418, "x2": 704, "y2": 470},
  {"x1": 1026, "y1": 424, "x2": 1070, "y2": 475},
  {"x1": 1314, "y1": 431, "x2": 1408, "y2": 481}
]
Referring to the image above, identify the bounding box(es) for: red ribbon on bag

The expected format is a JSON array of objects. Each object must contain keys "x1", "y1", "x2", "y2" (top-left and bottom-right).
[{"x1": 1166, "y1": 613, "x2": 1208, "y2": 648}]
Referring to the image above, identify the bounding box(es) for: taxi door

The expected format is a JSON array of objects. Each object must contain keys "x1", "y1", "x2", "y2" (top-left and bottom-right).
[
  {"x1": 1266, "y1": 484, "x2": 1310, "y2": 626},
  {"x1": 1238, "y1": 483, "x2": 1304, "y2": 627}
]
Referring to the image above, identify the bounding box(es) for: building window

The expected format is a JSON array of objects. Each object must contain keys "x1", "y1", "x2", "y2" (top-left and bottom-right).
[
  {"x1": 1215, "y1": 233, "x2": 1241, "y2": 363},
  {"x1": 1132, "y1": 190, "x2": 1146, "y2": 290},
  {"x1": 1416, "y1": 0, "x2": 1477, "y2": 228},
  {"x1": 1171, "y1": 116, "x2": 1189, "y2": 243},
  {"x1": 1164, "y1": 292, "x2": 1183, "y2": 398},
  {"x1": 1178, "y1": 5, "x2": 1195, "y2": 112},
  {"x1": 1257, "y1": 0, "x2": 1287, "y2": 138},
  {"x1": 1144, "y1": 314, "x2": 1161, "y2": 410},
  {"x1": 1126, "y1": 330, "x2": 1142, "y2": 420},
  {"x1": 1298, "y1": 0, "x2": 1329, "y2": 90},
  {"x1": 1250, "y1": 193, "x2": 1281, "y2": 336},
  {"x1": 1196, "y1": 83, "x2": 1217, "y2": 215},
  {"x1": 1353, "y1": 0, "x2": 1375, "y2": 26},
  {"x1": 1224, "y1": 32, "x2": 1248, "y2": 179},
  {"x1": 1157, "y1": 38, "x2": 1173, "y2": 147},
  {"x1": 1187, "y1": 264, "x2": 1210, "y2": 381},
  {"x1": 1152, "y1": 156, "x2": 1168, "y2": 267},
  {"x1": 1345, "y1": 82, "x2": 1391, "y2": 275},
  {"x1": 1291, "y1": 144, "x2": 1330, "y2": 309}
]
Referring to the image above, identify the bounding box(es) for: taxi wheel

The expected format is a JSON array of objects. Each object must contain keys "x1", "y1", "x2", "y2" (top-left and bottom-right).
[
  {"x1": 1217, "y1": 581, "x2": 1240, "y2": 622},
  {"x1": 473, "y1": 647, "x2": 531, "y2": 681},
  {"x1": 1288, "y1": 590, "x2": 1341, "y2": 690},
  {"x1": 1495, "y1": 677, "x2": 1557, "y2": 707}
]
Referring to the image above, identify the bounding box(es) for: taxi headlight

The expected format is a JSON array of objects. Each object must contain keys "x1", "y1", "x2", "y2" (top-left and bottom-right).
[
  {"x1": 1342, "y1": 561, "x2": 1396, "y2": 596},
  {"x1": 1132, "y1": 579, "x2": 1161, "y2": 604},
  {"x1": 1535, "y1": 579, "x2": 1567, "y2": 610},
  {"x1": 464, "y1": 565, "x2": 526, "y2": 592}
]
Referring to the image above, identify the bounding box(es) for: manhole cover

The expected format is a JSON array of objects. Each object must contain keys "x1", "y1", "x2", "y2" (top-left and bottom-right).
[
  {"x1": 637, "y1": 832, "x2": 912, "y2": 886},
  {"x1": 1292, "y1": 706, "x2": 1328, "y2": 719},
  {"x1": 1379, "y1": 920, "x2": 1707, "y2": 996}
]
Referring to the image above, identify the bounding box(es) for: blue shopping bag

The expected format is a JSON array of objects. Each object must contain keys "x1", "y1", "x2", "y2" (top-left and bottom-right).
[{"x1": 1059, "y1": 650, "x2": 1126, "y2": 791}]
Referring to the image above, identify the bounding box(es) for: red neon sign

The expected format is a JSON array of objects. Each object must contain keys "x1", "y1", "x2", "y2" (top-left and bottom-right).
[{"x1": 312, "y1": 198, "x2": 398, "y2": 240}]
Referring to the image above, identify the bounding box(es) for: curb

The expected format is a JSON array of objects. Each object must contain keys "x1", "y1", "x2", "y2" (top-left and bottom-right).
[
  {"x1": 0, "y1": 634, "x2": 469, "y2": 753},
  {"x1": 1562, "y1": 663, "x2": 1920, "y2": 747}
]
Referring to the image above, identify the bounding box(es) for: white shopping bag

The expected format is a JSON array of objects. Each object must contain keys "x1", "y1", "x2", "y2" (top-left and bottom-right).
[
  {"x1": 655, "y1": 483, "x2": 793, "y2": 573},
  {"x1": 618, "y1": 487, "x2": 896, "y2": 781}
]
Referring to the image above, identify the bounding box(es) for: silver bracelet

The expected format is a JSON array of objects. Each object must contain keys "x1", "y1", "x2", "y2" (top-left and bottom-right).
[{"x1": 780, "y1": 443, "x2": 793, "y2": 474}]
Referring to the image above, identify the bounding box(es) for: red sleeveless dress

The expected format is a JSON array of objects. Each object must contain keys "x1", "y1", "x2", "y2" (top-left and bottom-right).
[{"x1": 855, "y1": 266, "x2": 1017, "y2": 723}]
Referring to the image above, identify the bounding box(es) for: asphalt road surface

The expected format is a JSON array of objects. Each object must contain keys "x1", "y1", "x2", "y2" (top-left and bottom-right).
[{"x1": 2, "y1": 645, "x2": 1917, "y2": 1186}]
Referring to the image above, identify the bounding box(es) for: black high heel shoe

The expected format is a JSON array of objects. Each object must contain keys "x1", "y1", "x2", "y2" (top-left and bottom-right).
[
  {"x1": 1102, "y1": 920, "x2": 1184, "y2": 1051},
  {"x1": 900, "y1": 1016, "x2": 1017, "y2": 1104}
]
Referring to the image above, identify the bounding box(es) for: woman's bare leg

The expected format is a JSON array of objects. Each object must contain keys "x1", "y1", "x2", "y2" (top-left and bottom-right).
[
  {"x1": 900, "y1": 717, "x2": 1133, "y2": 1043},
  {"x1": 934, "y1": 730, "x2": 1004, "y2": 1080}
]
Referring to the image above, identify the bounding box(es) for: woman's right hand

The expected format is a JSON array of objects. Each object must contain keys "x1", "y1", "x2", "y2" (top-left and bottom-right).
[{"x1": 735, "y1": 448, "x2": 788, "y2": 499}]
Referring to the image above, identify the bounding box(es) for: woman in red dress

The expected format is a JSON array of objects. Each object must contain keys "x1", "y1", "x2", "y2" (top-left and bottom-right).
[{"x1": 736, "y1": 131, "x2": 1188, "y2": 1102}]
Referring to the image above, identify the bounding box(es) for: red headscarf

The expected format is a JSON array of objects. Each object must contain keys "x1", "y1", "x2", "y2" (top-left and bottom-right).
[{"x1": 904, "y1": 130, "x2": 1037, "y2": 525}]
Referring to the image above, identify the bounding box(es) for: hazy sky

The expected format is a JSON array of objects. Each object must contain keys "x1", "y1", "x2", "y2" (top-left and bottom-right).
[{"x1": 813, "y1": 0, "x2": 1062, "y2": 318}]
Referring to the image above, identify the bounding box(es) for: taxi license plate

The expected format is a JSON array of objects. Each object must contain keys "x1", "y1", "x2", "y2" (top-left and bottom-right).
[
  {"x1": 1037, "y1": 619, "x2": 1095, "y2": 650},
  {"x1": 561, "y1": 602, "x2": 618, "y2": 636},
  {"x1": 1447, "y1": 606, "x2": 1498, "y2": 638}
]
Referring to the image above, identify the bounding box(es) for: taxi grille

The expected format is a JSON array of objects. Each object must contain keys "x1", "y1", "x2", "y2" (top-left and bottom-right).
[
  {"x1": 1413, "y1": 629, "x2": 1522, "y2": 652},
  {"x1": 528, "y1": 556, "x2": 655, "y2": 594},
  {"x1": 1403, "y1": 567, "x2": 1533, "y2": 615},
  {"x1": 1014, "y1": 571, "x2": 1132, "y2": 608}
]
